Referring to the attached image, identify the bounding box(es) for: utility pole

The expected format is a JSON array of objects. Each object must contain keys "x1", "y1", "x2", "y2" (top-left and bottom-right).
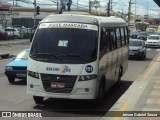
[
  {"x1": 110, "y1": 0, "x2": 112, "y2": 11},
  {"x1": 33, "y1": 0, "x2": 36, "y2": 27},
  {"x1": 107, "y1": 0, "x2": 111, "y2": 16},
  {"x1": 89, "y1": 0, "x2": 91, "y2": 13},
  {"x1": 134, "y1": 0, "x2": 136, "y2": 28},
  {"x1": 147, "y1": 2, "x2": 149, "y2": 17},
  {"x1": 57, "y1": 0, "x2": 59, "y2": 14},
  {"x1": 77, "y1": 0, "x2": 79, "y2": 9},
  {"x1": 128, "y1": 0, "x2": 132, "y2": 25},
  {"x1": 13, "y1": 0, "x2": 15, "y2": 6}
]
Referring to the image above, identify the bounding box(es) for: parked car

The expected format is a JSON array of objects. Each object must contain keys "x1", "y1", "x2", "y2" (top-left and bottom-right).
[
  {"x1": 4, "y1": 49, "x2": 29, "y2": 84},
  {"x1": 0, "y1": 28, "x2": 7, "y2": 40},
  {"x1": 129, "y1": 39, "x2": 146, "y2": 60},
  {"x1": 14, "y1": 25, "x2": 31, "y2": 38},
  {"x1": 5, "y1": 27, "x2": 20, "y2": 39},
  {"x1": 137, "y1": 32, "x2": 148, "y2": 40},
  {"x1": 145, "y1": 35, "x2": 160, "y2": 48}
]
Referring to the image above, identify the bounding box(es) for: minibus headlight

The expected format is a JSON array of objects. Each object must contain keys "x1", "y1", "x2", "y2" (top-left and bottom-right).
[
  {"x1": 79, "y1": 75, "x2": 97, "y2": 81},
  {"x1": 27, "y1": 71, "x2": 39, "y2": 79}
]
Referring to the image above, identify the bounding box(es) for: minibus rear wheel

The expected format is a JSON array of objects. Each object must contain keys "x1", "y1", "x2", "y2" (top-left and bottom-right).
[
  {"x1": 116, "y1": 68, "x2": 122, "y2": 86},
  {"x1": 33, "y1": 96, "x2": 44, "y2": 105}
]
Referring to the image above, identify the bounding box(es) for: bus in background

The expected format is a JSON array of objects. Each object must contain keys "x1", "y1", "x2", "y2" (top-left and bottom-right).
[
  {"x1": 27, "y1": 14, "x2": 129, "y2": 105},
  {"x1": 146, "y1": 25, "x2": 158, "y2": 32},
  {"x1": 158, "y1": 25, "x2": 160, "y2": 32},
  {"x1": 136, "y1": 22, "x2": 149, "y2": 31}
]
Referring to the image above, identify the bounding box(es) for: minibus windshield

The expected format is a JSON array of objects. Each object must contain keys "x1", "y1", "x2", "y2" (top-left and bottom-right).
[{"x1": 30, "y1": 28, "x2": 98, "y2": 64}]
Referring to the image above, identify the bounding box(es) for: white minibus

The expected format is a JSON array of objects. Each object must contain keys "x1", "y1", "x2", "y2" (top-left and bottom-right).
[{"x1": 27, "y1": 14, "x2": 129, "y2": 104}]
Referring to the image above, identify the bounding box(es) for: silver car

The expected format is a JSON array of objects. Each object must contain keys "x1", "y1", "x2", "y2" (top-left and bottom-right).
[
  {"x1": 145, "y1": 35, "x2": 160, "y2": 48},
  {"x1": 129, "y1": 39, "x2": 146, "y2": 60}
]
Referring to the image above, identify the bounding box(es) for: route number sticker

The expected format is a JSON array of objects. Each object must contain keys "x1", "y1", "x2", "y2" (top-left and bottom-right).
[
  {"x1": 58, "y1": 40, "x2": 68, "y2": 47},
  {"x1": 85, "y1": 65, "x2": 93, "y2": 73}
]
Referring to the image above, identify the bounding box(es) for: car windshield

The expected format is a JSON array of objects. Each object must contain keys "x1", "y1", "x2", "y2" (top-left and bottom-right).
[
  {"x1": 129, "y1": 41, "x2": 142, "y2": 46},
  {"x1": 16, "y1": 50, "x2": 29, "y2": 60},
  {"x1": 148, "y1": 36, "x2": 159, "y2": 40},
  {"x1": 30, "y1": 25, "x2": 98, "y2": 64}
]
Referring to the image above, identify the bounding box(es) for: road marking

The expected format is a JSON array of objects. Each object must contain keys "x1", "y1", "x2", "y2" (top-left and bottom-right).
[
  {"x1": 156, "y1": 49, "x2": 160, "y2": 51},
  {"x1": 141, "y1": 54, "x2": 160, "y2": 82},
  {"x1": 141, "y1": 62, "x2": 157, "y2": 82},
  {"x1": 14, "y1": 98, "x2": 27, "y2": 104},
  {"x1": 113, "y1": 101, "x2": 129, "y2": 120}
]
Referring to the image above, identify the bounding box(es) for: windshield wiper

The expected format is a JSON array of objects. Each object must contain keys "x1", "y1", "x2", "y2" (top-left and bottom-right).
[
  {"x1": 16, "y1": 58, "x2": 28, "y2": 60},
  {"x1": 30, "y1": 53, "x2": 60, "y2": 60},
  {"x1": 58, "y1": 54, "x2": 90, "y2": 62}
]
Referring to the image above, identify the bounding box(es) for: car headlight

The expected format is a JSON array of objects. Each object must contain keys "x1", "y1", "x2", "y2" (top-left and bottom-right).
[
  {"x1": 78, "y1": 74, "x2": 97, "y2": 81},
  {"x1": 5, "y1": 66, "x2": 13, "y2": 71},
  {"x1": 27, "y1": 71, "x2": 39, "y2": 79}
]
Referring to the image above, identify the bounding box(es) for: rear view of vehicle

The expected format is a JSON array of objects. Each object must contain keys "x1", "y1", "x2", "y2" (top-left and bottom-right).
[
  {"x1": 145, "y1": 35, "x2": 160, "y2": 47},
  {"x1": 130, "y1": 30, "x2": 139, "y2": 39},
  {"x1": 129, "y1": 39, "x2": 146, "y2": 60},
  {"x1": 137, "y1": 32, "x2": 148, "y2": 40}
]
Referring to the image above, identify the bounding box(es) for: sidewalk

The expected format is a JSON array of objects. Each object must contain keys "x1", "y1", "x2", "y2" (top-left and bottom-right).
[
  {"x1": 0, "y1": 39, "x2": 30, "y2": 59},
  {"x1": 102, "y1": 53, "x2": 160, "y2": 119}
]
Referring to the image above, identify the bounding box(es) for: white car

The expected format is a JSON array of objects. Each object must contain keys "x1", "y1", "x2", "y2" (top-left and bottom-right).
[
  {"x1": 5, "y1": 27, "x2": 20, "y2": 39},
  {"x1": 145, "y1": 35, "x2": 160, "y2": 47}
]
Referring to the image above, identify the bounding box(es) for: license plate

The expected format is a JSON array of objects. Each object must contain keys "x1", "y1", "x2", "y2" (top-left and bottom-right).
[
  {"x1": 16, "y1": 73, "x2": 26, "y2": 77},
  {"x1": 51, "y1": 82, "x2": 65, "y2": 88},
  {"x1": 129, "y1": 52, "x2": 134, "y2": 55}
]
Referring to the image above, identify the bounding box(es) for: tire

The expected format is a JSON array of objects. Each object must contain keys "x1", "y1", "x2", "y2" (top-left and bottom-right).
[
  {"x1": 94, "y1": 81, "x2": 105, "y2": 105},
  {"x1": 116, "y1": 68, "x2": 122, "y2": 86},
  {"x1": 33, "y1": 96, "x2": 44, "y2": 105},
  {"x1": 8, "y1": 77, "x2": 15, "y2": 84}
]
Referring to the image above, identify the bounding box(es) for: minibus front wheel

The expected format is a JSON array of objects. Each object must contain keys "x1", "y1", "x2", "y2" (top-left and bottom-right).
[
  {"x1": 33, "y1": 96, "x2": 44, "y2": 105},
  {"x1": 95, "y1": 80, "x2": 105, "y2": 105}
]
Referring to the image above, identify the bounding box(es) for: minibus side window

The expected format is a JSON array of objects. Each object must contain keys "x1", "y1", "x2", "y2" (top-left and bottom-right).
[
  {"x1": 100, "y1": 28, "x2": 107, "y2": 53},
  {"x1": 116, "y1": 28, "x2": 121, "y2": 48}
]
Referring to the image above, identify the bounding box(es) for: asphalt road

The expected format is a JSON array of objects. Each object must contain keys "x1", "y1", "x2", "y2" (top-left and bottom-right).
[{"x1": 0, "y1": 43, "x2": 159, "y2": 120}]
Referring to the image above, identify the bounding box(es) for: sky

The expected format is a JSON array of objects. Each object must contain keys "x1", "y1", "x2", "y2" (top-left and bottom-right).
[{"x1": 1, "y1": 0, "x2": 160, "y2": 18}]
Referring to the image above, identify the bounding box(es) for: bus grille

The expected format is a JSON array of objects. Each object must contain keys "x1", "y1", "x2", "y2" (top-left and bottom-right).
[{"x1": 41, "y1": 74, "x2": 77, "y2": 93}]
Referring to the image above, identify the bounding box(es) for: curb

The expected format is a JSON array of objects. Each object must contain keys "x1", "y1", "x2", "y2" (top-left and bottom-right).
[{"x1": 0, "y1": 41, "x2": 30, "y2": 46}]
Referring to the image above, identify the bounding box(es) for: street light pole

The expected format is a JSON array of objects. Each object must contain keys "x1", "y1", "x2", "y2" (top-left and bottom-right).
[{"x1": 89, "y1": 0, "x2": 91, "y2": 13}]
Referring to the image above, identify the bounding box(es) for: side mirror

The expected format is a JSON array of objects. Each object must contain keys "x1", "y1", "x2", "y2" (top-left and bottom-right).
[{"x1": 12, "y1": 55, "x2": 16, "y2": 60}]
